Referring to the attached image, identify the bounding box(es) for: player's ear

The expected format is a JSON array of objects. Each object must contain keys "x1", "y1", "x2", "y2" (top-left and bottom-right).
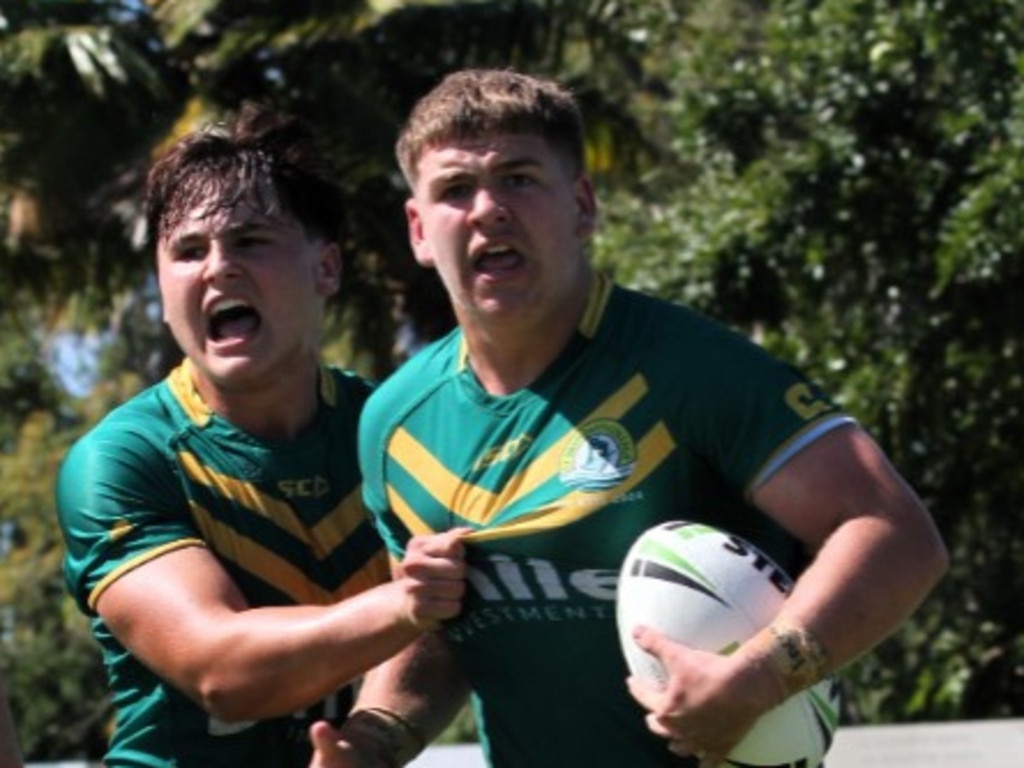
[
  {"x1": 406, "y1": 198, "x2": 435, "y2": 268},
  {"x1": 574, "y1": 175, "x2": 598, "y2": 239},
  {"x1": 316, "y1": 242, "x2": 342, "y2": 297}
]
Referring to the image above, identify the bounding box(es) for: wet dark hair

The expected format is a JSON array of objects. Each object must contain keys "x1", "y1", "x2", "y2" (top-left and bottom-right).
[
  {"x1": 144, "y1": 102, "x2": 345, "y2": 250},
  {"x1": 396, "y1": 69, "x2": 585, "y2": 184}
]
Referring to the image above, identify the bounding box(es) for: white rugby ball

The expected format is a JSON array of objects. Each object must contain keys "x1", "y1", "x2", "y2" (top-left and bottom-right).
[{"x1": 616, "y1": 521, "x2": 840, "y2": 768}]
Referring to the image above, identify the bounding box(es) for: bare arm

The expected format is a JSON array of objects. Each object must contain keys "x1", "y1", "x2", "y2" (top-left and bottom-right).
[
  {"x1": 628, "y1": 424, "x2": 948, "y2": 766},
  {"x1": 308, "y1": 634, "x2": 470, "y2": 768},
  {"x1": 309, "y1": 547, "x2": 472, "y2": 768},
  {"x1": 353, "y1": 629, "x2": 470, "y2": 738},
  {"x1": 338, "y1": 539, "x2": 472, "y2": 746},
  {"x1": 329, "y1": 630, "x2": 472, "y2": 764},
  {"x1": 96, "y1": 529, "x2": 467, "y2": 722},
  {"x1": 750, "y1": 423, "x2": 948, "y2": 675}
]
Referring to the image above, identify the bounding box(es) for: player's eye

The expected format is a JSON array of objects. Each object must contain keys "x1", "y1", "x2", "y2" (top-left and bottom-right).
[
  {"x1": 438, "y1": 181, "x2": 473, "y2": 201},
  {"x1": 504, "y1": 173, "x2": 535, "y2": 188},
  {"x1": 172, "y1": 243, "x2": 207, "y2": 261}
]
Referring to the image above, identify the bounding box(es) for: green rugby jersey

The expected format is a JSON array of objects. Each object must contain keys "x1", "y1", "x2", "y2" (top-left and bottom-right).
[
  {"x1": 57, "y1": 361, "x2": 388, "y2": 768},
  {"x1": 360, "y1": 273, "x2": 851, "y2": 768}
]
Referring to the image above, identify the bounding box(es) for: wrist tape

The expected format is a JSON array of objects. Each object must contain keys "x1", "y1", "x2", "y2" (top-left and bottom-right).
[
  {"x1": 339, "y1": 707, "x2": 426, "y2": 768},
  {"x1": 755, "y1": 621, "x2": 830, "y2": 693}
]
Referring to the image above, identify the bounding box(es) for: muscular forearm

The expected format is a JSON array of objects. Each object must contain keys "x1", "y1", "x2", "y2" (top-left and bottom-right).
[
  {"x1": 749, "y1": 425, "x2": 948, "y2": 694},
  {"x1": 186, "y1": 581, "x2": 426, "y2": 721},
  {"x1": 333, "y1": 630, "x2": 470, "y2": 766},
  {"x1": 354, "y1": 629, "x2": 470, "y2": 741},
  {"x1": 773, "y1": 512, "x2": 946, "y2": 679},
  {"x1": 734, "y1": 510, "x2": 947, "y2": 711},
  {"x1": 101, "y1": 529, "x2": 466, "y2": 725}
]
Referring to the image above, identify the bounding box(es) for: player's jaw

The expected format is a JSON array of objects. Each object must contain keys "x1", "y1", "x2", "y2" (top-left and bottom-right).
[
  {"x1": 458, "y1": 235, "x2": 541, "y2": 314},
  {"x1": 185, "y1": 322, "x2": 271, "y2": 394},
  {"x1": 182, "y1": 288, "x2": 312, "y2": 395}
]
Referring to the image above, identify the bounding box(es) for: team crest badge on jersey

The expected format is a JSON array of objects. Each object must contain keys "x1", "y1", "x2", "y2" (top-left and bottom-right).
[{"x1": 559, "y1": 419, "x2": 637, "y2": 491}]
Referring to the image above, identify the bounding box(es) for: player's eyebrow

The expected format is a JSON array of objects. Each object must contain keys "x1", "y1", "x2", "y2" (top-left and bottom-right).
[
  {"x1": 165, "y1": 213, "x2": 283, "y2": 249},
  {"x1": 428, "y1": 155, "x2": 544, "y2": 192}
]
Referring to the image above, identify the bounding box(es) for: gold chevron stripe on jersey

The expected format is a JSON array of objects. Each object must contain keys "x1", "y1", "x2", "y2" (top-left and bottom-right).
[
  {"x1": 388, "y1": 428, "x2": 499, "y2": 522},
  {"x1": 179, "y1": 451, "x2": 369, "y2": 559},
  {"x1": 464, "y1": 421, "x2": 676, "y2": 542},
  {"x1": 187, "y1": 501, "x2": 330, "y2": 604},
  {"x1": 386, "y1": 421, "x2": 675, "y2": 541},
  {"x1": 385, "y1": 374, "x2": 676, "y2": 539},
  {"x1": 387, "y1": 373, "x2": 649, "y2": 526},
  {"x1": 179, "y1": 450, "x2": 305, "y2": 533},
  {"x1": 482, "y1": 373, "x2": 649, "y2": 519},
  {"x1": 387, "y1": 485, "x2": 436, "y2": 537},
  {"x1": 309, "y1": 488, "x2": 371, "y2": 555},
  {"x1": 185, "y1": 499, "x2": 387, "y2": 602}
]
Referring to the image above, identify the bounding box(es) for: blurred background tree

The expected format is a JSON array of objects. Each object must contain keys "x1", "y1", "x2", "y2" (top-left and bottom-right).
[
  {"x1": 595, "y1": 0, "x2": 1024, "y2": 721},
  {"x1": 1, "y1": 0, "x2": 1021, "y2": 760}
]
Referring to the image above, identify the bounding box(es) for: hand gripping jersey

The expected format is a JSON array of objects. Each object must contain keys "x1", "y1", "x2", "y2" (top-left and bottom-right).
[
  {"x1": 360, "y1": 274, "x2": 852, "y2": 768},
  {"x1": 57, "y1": 362, "x2": 389, "y2": 768}
]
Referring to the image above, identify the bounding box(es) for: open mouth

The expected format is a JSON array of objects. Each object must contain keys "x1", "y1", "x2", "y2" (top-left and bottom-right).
[
  {"x1": 207, "y1": 298, "x2": 261, "y2": 342},
  {"x1": 474, "y1": 246, "x2": 523, "y2": 273}
]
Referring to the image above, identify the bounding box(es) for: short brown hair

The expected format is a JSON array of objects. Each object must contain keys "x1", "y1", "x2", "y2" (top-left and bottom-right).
[
  {"x1": 144, "y1": 102, "x2": 345, "y2": 250},
  {"x1": 395, "y1": 69, "x2": 585, "y2": 184}
]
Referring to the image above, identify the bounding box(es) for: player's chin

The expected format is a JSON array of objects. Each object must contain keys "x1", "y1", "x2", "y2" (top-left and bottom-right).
[{"x1": 194, "y1": 352, "x2": 266, "y2": 388}]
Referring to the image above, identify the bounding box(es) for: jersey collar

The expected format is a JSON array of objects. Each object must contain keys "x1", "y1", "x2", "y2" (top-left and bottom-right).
[
  {"x1": 168, "y1": 359, "x2": 335, "y2": 427},
  {"x1": 456, "y1": 271, "x2": 614, "y2": 372}
]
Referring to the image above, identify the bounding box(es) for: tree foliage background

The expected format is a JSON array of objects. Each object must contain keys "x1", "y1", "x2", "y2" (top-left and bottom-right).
[{"x1": 1, "y1": 0, "x2": 1021, "y2": 760}]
